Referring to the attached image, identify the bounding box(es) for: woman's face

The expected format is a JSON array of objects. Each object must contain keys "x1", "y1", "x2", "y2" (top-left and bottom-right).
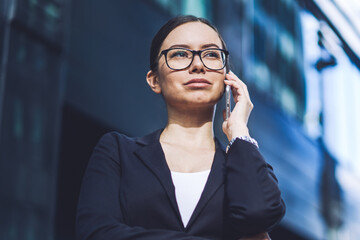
[{"x1": 149, "y1": 22, "x2": 226, "y2": 110}]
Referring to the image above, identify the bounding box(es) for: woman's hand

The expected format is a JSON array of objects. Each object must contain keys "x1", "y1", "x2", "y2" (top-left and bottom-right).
[
  {"x1": 239, "y1": 232, "x2": 271, "y2": 240},
  {"x1": 222, "y1": 71, "x2": 254, "y2": 141}
]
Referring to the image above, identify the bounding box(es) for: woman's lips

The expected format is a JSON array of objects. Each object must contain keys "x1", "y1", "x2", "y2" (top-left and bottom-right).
[{"x1": 184, "y1": 79, "x2": 211, "y2": 87}]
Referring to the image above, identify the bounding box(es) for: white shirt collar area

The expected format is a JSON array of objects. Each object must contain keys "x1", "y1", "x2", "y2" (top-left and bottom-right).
[{"x1": 170, "y1": 169, "x2": 211, "y2": 227}]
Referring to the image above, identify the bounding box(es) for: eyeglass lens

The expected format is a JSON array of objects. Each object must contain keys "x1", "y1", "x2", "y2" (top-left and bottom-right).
[{"x1": 166, "y1": 49, "x2": 226, "y2": 70}]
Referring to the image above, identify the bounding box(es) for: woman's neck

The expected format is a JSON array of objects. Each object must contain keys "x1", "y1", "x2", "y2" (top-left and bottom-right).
[{"x1": 160, "y1": 105, "x2": 216, "y2": 150}]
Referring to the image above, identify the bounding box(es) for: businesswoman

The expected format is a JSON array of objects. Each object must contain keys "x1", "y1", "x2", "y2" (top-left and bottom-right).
[{"x1": 76, "y1": 15, "x2": 285, "y2": 240}]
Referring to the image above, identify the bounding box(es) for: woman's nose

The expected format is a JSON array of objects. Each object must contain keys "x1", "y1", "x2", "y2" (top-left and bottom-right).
[{"x1": 189, "y1": 54, "x2": 205, "y2": 73}]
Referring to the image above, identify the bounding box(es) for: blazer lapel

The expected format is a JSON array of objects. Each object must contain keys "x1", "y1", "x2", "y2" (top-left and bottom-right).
[
  {"x1": 186, "y1": 139, "x2": 226, "y2": 229},
  {"x1": 133, "y1": 129, "x2": 184, "y2": 228}
]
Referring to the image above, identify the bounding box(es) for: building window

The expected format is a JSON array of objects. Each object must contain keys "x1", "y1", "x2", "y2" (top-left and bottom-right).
[{"x1": 152, "y1": 0, "x2": 211, "y2": 19}]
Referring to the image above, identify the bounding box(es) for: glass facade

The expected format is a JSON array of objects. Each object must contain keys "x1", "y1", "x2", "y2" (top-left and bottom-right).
[
  {"x1": 0, "y1": 0, "x2": 66, "y2": 239},
  {"x1": 250, "y1": 0, "x2": 305, "y2": 119},
  {"x1": 153, "y1": 0, "x2": 211, "y2": 19},
  {"x1": 15, "y1": 0, "x2": 65, "y2": 45},
  {"x1": 302, "y1": 11, "x2": 360, "y2": 239}
]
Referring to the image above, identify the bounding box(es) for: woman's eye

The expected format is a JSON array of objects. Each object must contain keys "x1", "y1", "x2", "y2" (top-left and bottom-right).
[
  {"x1": 169, "y1": 50, "x2": 189, "y2": 58},
  {"x1": 203, "y1": 50, "x2": 221, "y2": 59}
]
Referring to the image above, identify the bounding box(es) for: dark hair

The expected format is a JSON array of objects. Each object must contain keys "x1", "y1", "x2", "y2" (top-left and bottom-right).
[{"x1": 149, "y1": 15, "x2": 228, "y2": 72}]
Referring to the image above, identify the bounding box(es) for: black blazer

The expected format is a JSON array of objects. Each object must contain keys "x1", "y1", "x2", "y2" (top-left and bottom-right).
[{"x1": 76, "y1": 129, "x2": 285, "y2": 240}]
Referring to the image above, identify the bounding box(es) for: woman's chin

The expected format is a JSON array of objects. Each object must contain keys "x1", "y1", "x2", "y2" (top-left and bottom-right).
[{"x1": 181, "y1": 99, "x2": 219, "y2": 110}]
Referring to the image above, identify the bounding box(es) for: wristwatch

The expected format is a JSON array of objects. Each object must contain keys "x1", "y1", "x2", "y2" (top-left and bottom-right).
[{"x1": 226, "y1": 136, "x2": 259, "y2": 152}]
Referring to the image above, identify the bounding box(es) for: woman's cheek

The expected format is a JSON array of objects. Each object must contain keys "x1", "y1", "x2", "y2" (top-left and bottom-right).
[{"x1": 217, "y1": 82, "x2": 225, "y2": 98}]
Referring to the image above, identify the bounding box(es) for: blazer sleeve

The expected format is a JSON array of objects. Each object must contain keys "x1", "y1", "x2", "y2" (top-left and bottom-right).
[
  {"x1": 224, "y1": 139, "x2": 286, "y2": 239},
  {"x1": 76, "y1": 133, "x2": 209, "y2": 240}
]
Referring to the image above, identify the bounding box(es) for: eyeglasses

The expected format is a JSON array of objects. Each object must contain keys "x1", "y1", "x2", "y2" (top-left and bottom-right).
[{"x1": 159, "y1": 47, "x2": 229, "y2": 70}]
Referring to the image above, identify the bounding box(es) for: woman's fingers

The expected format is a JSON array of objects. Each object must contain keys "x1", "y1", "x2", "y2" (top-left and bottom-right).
[
  {"x1": 224, "y1": 80, "x2": 243, "y2": 102},
  {"x1": 225, "y1": 71, "x2": 251, "y2": 103},
  {"x1": 224, "y1": 81, "x2": 253, "y2": 111},
  {"x1": 222, "y1": 71, "x2": 254, "y2": 140}
]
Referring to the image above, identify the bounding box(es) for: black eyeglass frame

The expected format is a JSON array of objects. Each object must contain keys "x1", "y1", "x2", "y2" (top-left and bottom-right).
[{"x1": 159, "y1": 47, "x2": 229, "y2": 71}]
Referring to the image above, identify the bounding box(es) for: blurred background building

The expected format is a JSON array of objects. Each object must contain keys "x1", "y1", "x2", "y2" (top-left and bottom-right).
[{"x1": 0, "y1": 0, "x2": 359, "y2": 239}]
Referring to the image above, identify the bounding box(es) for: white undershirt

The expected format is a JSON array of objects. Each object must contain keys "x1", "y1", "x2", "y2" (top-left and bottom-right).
[{"x1": 171, "y1": 169, "x2": 211, "y2": 227}]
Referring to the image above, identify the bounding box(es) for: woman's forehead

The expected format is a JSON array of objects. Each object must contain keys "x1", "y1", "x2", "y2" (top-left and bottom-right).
[{"x1": 161, "y1": 22, "x2": 222, "y2": 50}]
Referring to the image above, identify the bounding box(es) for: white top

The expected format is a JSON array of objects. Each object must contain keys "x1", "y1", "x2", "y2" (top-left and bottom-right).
[{"x1": 171, "y1": 169, "x2": 211, "y2": 227}]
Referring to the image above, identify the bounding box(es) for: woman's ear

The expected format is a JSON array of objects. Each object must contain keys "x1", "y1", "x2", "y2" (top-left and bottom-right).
[{"x1": 146, "y1": 70, "x2": 161, "y2": 94}]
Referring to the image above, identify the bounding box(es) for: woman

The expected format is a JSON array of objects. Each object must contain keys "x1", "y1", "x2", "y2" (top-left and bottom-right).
[{"x1": 76, "y1": 15, "x2": 285, "y2": 240}]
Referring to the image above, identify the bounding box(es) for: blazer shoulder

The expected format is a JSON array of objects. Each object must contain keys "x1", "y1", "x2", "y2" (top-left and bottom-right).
[
  {"x1": 97, "y1": 129, "x2": 162, "y2": 151},
  {"x1": 101, "y1": 131, "x2": 137, "y2": 144},
  {"x1": 92, "y1": 131, "x2": 135, "y2": 153}
]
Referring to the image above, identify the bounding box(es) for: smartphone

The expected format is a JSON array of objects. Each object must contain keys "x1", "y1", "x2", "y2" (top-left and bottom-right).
[{"x1": 225, "y1": 84, "x2": 231, "y2": 120}]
